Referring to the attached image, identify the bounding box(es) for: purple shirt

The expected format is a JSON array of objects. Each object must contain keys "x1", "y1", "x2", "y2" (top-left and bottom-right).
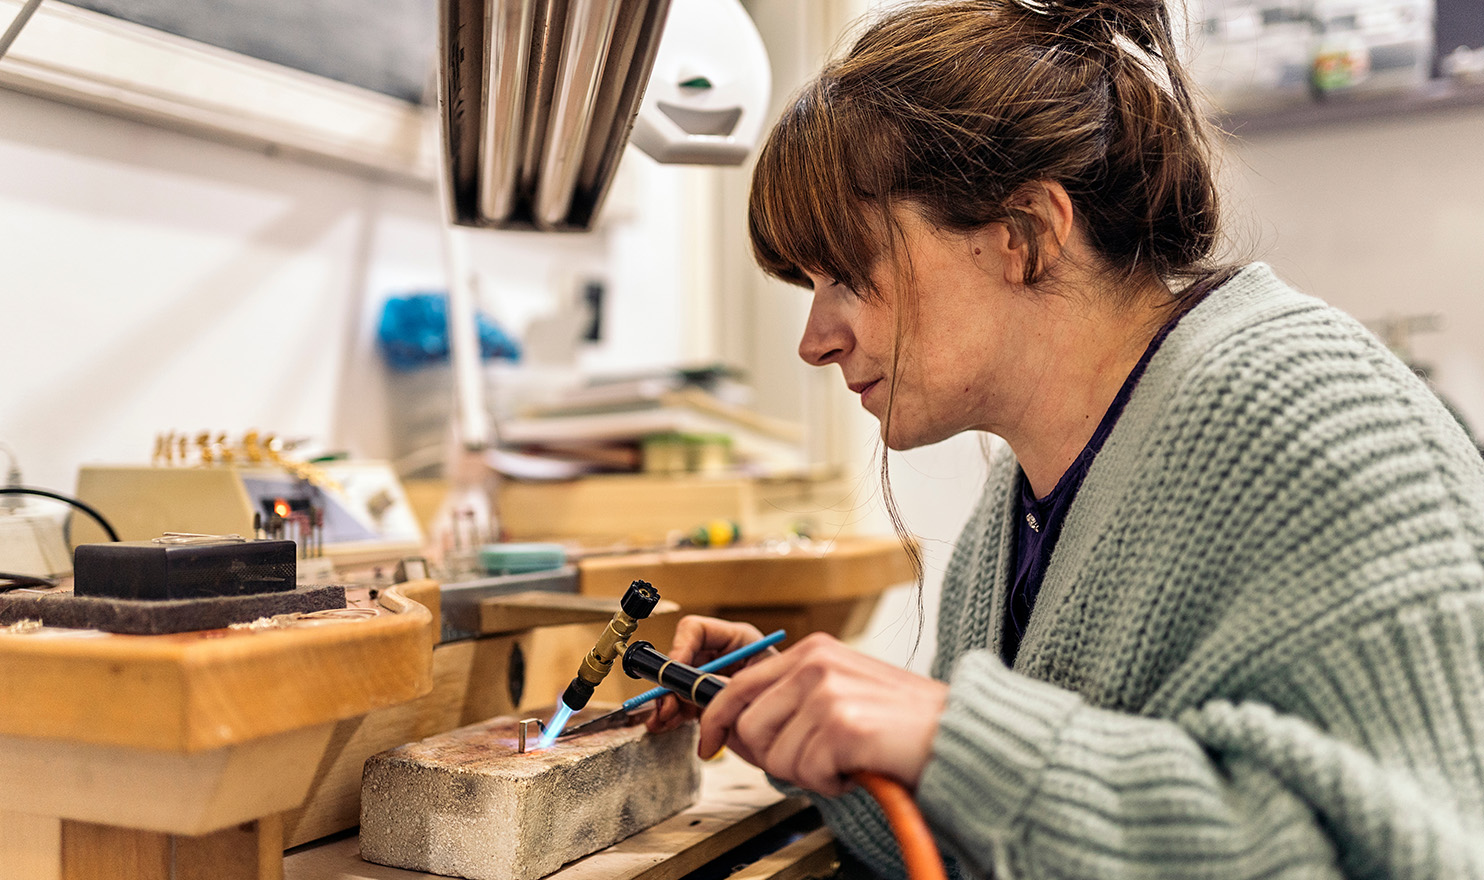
[{"x1": 1001, "y1": 307, "x2": 1193, "y2": 664}]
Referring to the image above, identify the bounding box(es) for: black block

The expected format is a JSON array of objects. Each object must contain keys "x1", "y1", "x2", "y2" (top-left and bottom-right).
[{"x1": 73, "y1": 538, "x2": 298, "y2": 600}]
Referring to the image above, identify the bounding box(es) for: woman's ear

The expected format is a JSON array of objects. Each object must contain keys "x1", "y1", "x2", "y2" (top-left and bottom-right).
[
  {"x1": 974, "y1": 223, "x2": 1024, "y2": 286},
  {"x1": 999, "y1": 181, "x2": 1076, "y2": 283}
]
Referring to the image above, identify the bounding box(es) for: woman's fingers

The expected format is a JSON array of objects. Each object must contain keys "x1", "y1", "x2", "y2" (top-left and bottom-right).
[
  {"x1": 646, "y1": 693, "x2": 700, "y2": 734},
  {"x1": 791, "y1": 722, "x2": 852, "y2": 797},
  {"x1": 668, "y1": 615, "x2": 765, "y2": 667},
  {"x1": 697, "y1": 632, "x2": 949, "y2": 794},
  {"x1": 662, "y1": 625, "x2": 948, "y2": 796},
  {"x1": 697, "y1": 647, "x2": 797, "y2": 757},
  {"x1": 649, "y1": 616, "x2": 771, "y2": 735}
]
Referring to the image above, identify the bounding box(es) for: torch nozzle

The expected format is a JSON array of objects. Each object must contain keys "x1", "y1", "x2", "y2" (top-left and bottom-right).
[{"x1": 558, "y1": 579, "x2": 660, "y2": 712}]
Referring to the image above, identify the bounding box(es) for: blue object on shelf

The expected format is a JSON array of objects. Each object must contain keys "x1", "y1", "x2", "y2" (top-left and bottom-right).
[{"x1": 377, "y1": 292, "x2": 521, "y2": 371}]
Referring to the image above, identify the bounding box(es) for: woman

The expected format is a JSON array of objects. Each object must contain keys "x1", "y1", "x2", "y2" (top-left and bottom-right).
[{"x1": 649, "y1": 1, "x2": 1484, "y2": 878}]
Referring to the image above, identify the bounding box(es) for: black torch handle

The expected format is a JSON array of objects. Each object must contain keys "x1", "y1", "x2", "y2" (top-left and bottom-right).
[{"x1": 623, "y1": 640, "x2": 725, "y2": 707}]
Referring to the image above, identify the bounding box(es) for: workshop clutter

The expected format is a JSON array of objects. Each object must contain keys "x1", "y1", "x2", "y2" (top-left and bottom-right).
[
  {"x1": 379, "y1": 293, "x2": 525, "y2": 479},
  {"x1": 492, "y1": 364, "x2": 809, "y2": 479},
  {"x1": 1189, "y1": 0, "x2": 1436, "y2": 110},
  {"x1": 378, "y1": 292, "x2": 521, "y2": 370},
  {"x1": 74, "y1": 440, "x2": 425, "y2": 571},
  {"x1": 493, "y1": 474, "x2": 848, "y2": 547},
  {"x1": 376, "y1": 292, "x2": 809, "y2": 483}
]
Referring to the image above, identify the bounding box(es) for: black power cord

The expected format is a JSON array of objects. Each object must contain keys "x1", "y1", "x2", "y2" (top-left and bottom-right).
[{"x1": 0, "y1": 487, "x2": 120, "y2": 542}]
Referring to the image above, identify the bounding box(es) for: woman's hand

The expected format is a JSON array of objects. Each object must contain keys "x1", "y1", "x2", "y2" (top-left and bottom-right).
[
  {"x1": 699, "y1": 632, "x2": 948, "y2": 797},
  {"x1": 647, "y1": 615, "x2": 777, "y2": 735}
]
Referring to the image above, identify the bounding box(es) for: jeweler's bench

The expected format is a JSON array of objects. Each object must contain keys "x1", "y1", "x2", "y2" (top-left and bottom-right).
[{"x1": 0, "y1": 537, "x2": 911, "y2": 880}]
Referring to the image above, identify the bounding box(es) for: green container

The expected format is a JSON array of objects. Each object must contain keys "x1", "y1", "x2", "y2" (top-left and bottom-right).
[{"x1": 478, "y1": 542, "x2": 568, "y2": 575}]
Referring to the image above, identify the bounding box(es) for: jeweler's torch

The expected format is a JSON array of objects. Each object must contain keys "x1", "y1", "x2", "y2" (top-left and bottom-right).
[
  {"x1": 621, "y1": 640, "x2": 725, "y2": 707},
  {"x1": 559, "y1": 579, "x2": 661, "y2": 712}
]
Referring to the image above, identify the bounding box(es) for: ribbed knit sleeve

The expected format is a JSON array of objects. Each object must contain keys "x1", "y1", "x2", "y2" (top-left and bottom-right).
[
  {"x1": 924, "y1": 654, "x2": 1344, "y2": 879},
  {"x1": 921, "y1": 621, "x2": 1484, "y2": 879},
  {"x1": 806, "y1": 265, "x2": 1484, "y2": 880}
]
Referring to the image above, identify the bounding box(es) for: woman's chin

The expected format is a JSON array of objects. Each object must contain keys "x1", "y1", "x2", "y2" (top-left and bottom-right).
[
  {"x1": 879, "y1": 410, "x2": 970, "y2": 450},
  {"x1": 880, "y1": 423, "x2": 934, "y2": 452}
]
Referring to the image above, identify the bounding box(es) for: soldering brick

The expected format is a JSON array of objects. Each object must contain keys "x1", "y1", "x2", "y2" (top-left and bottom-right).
[{"x1": 359, "y1": 712, "x2": 701, "y2": 880}]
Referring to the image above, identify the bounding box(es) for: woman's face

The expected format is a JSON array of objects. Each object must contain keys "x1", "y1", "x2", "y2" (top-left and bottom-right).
[{"x1": 798, "y1": 211, "x2": 1039, "y2": 450}]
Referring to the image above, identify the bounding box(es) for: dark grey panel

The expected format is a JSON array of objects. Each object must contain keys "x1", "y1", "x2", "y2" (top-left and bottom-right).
[
  {"x1": 73, "y1": 0, "x2": 437, "y2": 104},
  {"x1": 1437, "y1": 0, "x2": 1484, "y2": 73}
]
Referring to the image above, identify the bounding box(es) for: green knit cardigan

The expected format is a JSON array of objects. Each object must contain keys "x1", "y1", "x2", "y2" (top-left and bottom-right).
[{"x1": 813, "y1": 264, "x2": 1484, "y2": 879}]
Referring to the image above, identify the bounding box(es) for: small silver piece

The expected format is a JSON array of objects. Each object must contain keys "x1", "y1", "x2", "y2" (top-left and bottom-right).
[
  {"x1": 153, "y1": 532, "x2": 247, "y2": 544},
  {"x1": 517, "y1": 718, "x2": 545, "y2": 753}
]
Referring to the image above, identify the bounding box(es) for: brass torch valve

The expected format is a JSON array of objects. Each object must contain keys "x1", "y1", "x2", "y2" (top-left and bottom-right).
[{"x1": 560, "y1": 579, "x2": 661, "y2": 711}]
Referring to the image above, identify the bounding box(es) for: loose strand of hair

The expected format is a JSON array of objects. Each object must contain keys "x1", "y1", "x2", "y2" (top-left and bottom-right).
[
  {"x1": 877, "y1": 212, "x2": 927, "y2": 663},
  {"x1": 879, "y1": 442, "x2": 927, "y2": 665}
]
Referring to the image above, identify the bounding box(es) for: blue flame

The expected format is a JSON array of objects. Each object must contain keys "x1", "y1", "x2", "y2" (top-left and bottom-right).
[{"x1": 535, "y1": 701, "x2": 575, "y2": 750}]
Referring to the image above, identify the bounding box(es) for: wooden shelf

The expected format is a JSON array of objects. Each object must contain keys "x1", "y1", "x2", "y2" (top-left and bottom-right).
[
  {"x1": 577, "y1": 536, "x2": 915, "y2": 608},
  {"x1": 577, "y1": 536, "x2": 917, "y2": 648}
]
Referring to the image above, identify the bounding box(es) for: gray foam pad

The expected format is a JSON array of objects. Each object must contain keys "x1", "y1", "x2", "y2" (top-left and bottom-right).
[{"x1": 0, "y1": 584, "x2": 347, "y2": 635}]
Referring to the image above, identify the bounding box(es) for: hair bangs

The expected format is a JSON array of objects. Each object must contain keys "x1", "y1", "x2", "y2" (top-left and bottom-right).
[{"x1": 748, "y1": 77, "x2": 886, "y2": 296}]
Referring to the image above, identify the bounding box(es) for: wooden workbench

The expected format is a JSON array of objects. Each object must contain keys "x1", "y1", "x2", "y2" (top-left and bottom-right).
[
  {"x1": 0, "y1": 537, "x2": 908, "y2": 880},
  {"x1": 0, "y1": 584, "x2": 434, "y2": 880}
]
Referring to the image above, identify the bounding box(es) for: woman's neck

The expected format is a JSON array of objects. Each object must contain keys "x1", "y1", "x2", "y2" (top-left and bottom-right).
[{"x1": 1005, "y1": 283, "x2": 1177, "y2": 498}]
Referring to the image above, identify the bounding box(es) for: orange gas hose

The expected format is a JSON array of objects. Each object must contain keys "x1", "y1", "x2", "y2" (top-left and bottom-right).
[{"x1": 854, "y1": 772, "x2": 948, "y2": 880}]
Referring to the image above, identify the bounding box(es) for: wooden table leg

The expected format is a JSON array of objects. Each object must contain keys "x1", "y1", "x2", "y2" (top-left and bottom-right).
[
  {"x1": 60, "y1": 815, "x2": 283, "y2": 880},
  {"x1": 0, "y1": 810, "x2": 61, "y2": 880},
  {"x1": 175, "y1": 815, "x2": 283, "y2": 880}
]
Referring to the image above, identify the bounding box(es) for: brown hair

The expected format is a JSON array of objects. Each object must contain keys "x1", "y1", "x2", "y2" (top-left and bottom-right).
[
  {"x1": 749, "y1": 0, "x2": 1228, "y2": 654},
  {"x1": 749, "y1": 0, "x2": 1225, "y2": 298}
]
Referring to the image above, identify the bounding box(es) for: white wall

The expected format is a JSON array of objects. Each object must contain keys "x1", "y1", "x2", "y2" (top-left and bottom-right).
[
  {"x1": 1221, "y1": 107, "x2": 1484, "y2": 434},
  {"x1": 0, "y1": 87, "x2": 704, "y2": 496}
]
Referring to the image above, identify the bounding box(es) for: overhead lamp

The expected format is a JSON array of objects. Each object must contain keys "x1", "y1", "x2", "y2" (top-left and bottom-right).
[{"x1": 437, "y1": 0, "x2": 771, "y2": 231}]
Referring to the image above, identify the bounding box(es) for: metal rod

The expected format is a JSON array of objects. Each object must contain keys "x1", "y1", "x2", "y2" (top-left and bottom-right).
[
  {"x1": 534, "y1": 0, "x2": 624, "y2": 228},
  {"x1": 435, "y1": 0, "x2": 493, "y2": 450},
  {"x1": 571, "y1": 0, "x2": 671, "y2": 226},
  {"x1": 479, "y1": 0, "x2": 537, "y2": 222},
  {"x1": 518, "y1": 0, "x2": 566, "y2": 205},
  {"x1": 442, "y1": 224, "x2": 492, "y2": 450},
  {"x1": 438, "y1": 0, "x2": 486, "y2": 224}
]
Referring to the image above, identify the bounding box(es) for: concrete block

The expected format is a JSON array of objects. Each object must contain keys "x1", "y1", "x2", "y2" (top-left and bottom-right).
[{"x1": 359, "y1": 712, "x2": 701, "y2": 880}]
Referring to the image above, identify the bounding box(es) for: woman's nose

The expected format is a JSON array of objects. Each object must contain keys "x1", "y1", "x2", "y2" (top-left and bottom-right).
[{"x1": 798, "y1": 295, "x2": 850, "y2": 366}]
